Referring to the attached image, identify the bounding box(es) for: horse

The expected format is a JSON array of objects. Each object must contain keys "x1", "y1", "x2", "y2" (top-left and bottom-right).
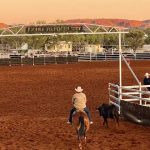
[
  {"x1": 96, "y1": 103, "x2": 119, "y2": 128},
  {"x1": 72, "y1": 110, "x2": 90, "y2": 150}
]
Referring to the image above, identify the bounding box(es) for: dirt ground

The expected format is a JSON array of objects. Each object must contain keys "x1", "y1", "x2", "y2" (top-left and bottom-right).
[{"x1": 0, "y1": 61, "x2": 150, "y2": 150}]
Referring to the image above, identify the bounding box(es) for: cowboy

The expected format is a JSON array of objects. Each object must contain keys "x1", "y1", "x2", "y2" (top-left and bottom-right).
[
  {"x1": 143, "y1": 73, "x2": 150, "y2": 91},
  {"x1": 67, "y1": 86, "x2": 93, "y2": 124}
]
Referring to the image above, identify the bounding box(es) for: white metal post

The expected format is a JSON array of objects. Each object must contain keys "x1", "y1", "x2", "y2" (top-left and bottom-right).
[
  {"x1": 96, "y1": 53, "x2": 98, "y2": 61},
  {"x1": 90, "y1": 52, "x2": 92, "y2": 61},
  {"x1": 55, "y1": 55, "x2": 57, "y2": 64},
  {"x1": 119, "y1": 33, "x2": 122, "y2": 114},
  {"x1": 9, "y1": 58, "x2": 11, "y2": 67},
  {"x1": 109, "y1": 83, "x2": 111, "y2": 104},
  {"x1": 66, "y1": 54, "x2": 68, "y2": 64},
  {"x1": 21, "y1": 56, "x2": 23, "y2": 66},
  {"x1": 139, "y1": 82, "x2": 142, "y2": 105},
  {"x1": 33, "y1": 55, "x2": 34, "y2": 66},
  {"x1": 44, "y1": 54, "x2": 46, "y2": 65}
]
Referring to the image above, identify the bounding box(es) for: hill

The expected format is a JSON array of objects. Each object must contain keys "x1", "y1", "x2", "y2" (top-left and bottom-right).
[
  {"x1": 1, "y1": 19, "x2": 150, "y2": 29},
  {"x1": 0, "y1": 23, "x2": 8, "y2": 28},
  {"x1": 64, "y1": 19, "x2": 150, "y2": 28}
]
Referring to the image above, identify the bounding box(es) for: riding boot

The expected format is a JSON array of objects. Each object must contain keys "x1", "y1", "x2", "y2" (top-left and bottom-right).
[
  {"x1": 68, "y1": 107, "x2": 76, "y2": 123},
  {"x1": 84, "y1": 107, "x2": 92, "y2": 122}
]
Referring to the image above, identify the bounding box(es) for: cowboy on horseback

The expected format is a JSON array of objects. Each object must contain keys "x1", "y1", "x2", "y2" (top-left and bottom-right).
[{"x1": 67, "y1": 86, "x2": 93, "y2": 125}]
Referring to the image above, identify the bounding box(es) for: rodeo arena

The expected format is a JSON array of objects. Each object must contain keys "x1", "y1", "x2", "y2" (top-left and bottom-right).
[{"x1": 0, "y1": 23, "x2": 150, "y2": 149}]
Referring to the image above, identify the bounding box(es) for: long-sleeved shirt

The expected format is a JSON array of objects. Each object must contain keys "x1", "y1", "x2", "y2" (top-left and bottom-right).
[
  {"x1": 72, "y1": 92, "x2": 87, "y2": 110},
  {"x1": 143, "y1": 77, "x2": 150, "y2": 91}
]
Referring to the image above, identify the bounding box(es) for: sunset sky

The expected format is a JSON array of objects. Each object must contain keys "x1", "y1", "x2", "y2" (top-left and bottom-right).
[{"x1": 0, "y1": 0, "x2": 150, "y2": 24}]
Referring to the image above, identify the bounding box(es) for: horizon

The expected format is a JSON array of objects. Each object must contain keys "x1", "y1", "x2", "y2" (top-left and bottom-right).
[
  {"x1": 1, "y1": 18, "x2": 150, "y2": 25},
  {"x1": 0, "y1": 0, "x2": 150, "y2": 24}
]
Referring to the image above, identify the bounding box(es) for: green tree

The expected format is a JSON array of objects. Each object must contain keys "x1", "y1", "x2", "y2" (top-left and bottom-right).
[
  {"x1": 25, "y1": 36, "x2": 49, "y2": 50},
  {"x1": 144, "y1": 28, "x2": 150, "y2": 44},
  {"x1": 36, "y1": 20, "x2": 46, "y2": 24},
  {"x1": 103, "y1": 34, "x2": 118, "y2": 49},
  {"x1": 125, "y1": 29, "x2": 145, "y2": 52},
  {"x1": 55, "y1": 19, "x2": 64, "y2": 23},
  {"x1": 0, "y1": 36, "x2": 27, "y2": 49}
]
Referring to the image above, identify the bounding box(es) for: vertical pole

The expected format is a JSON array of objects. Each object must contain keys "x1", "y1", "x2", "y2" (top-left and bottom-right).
[
  {"x1": 118, "y1": 85, "x2": 121, "y2": 114},
  {"x1": 33, "y1": 55, "x2": 34, "y2": 66},
  {"x1": 9, "y1": 57, "x2": 11, "y2": 67},
  {"x1": 55, "y1": 55, "x2": 57, "y2": 64},
  {"x1": 90, "y1": 52, "x2": 91, "y2": 61},
  {"x1": 119, "y1": 33, "x2": 122, "y2": 114},
  {"x1": 139, "y1": 82, "x2": 142, "y2": 105},
  {"x1": 109, "y1": 83, "x2": 111, "y2": 104},
  {"x1": 21, "y1": 56, "x2": 23, "y2": 66},
  {"x1": 96, "y1": 52, "x2": 97, "y2": 61},
  {"x1": 44, "y1": 54, "x2": 46, "y2": 65},
  {"x1": 66, "y1": 54, "x2": 68, "y2": 64}
]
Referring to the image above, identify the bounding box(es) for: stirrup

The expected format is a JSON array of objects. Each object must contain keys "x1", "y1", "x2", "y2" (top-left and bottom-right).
[
  {"x1": 67, "y1": 121, "x2": 72, "y2": 124},
  {"x1": 90, "y1": 121, "x2": 93, "y2": 124}
]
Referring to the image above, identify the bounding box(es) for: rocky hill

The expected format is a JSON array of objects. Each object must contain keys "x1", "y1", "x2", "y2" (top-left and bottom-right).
[
  {"x1": 64, "y1": 19, "x2": 150, "y2": 28},
  {"x1": 0, "y1": 23, "x2": 8, "y2": 28},
  {"x1": 1, "y1": 19, "x2": 150, "y2": 29}
]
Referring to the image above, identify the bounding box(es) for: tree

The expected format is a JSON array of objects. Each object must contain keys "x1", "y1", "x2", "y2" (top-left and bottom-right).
[
  {"x1": 36, "y1": 20, "x2": 46, "y2": 24},
  {"x1": 0, "y1": 36, "x2": 27, "y2": 49},
  {"x1": 103, "y1": 34, "x2": 118, "y2": 50},
  {"x1": 125, "y1": 29, "x2": 145, "y2": 52},
  {"x1": 25, "y1": 36, "x2": 49, "y2": 50},
  {"x1": 55, "y1": 19, "x2": 64, "y2": 23},
  {"x1": 144, "y1": 28, "x2": 150, "y2": 44}
]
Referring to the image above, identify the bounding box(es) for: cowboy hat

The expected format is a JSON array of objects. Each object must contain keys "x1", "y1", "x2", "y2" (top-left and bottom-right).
[
  {"x1": 144, "y1": 73, "x2": 150, "y2": 76},
  {"x1": 75, "y1": 86, "x2": 83, "y2": 92}
]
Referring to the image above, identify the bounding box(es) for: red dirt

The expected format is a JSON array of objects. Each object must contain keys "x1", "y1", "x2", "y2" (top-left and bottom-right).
[{"x1": 0, "y1": 61, "x2": 150, "y2": 150}]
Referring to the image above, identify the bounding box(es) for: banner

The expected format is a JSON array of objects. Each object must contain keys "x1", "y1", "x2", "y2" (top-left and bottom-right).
[{"x1": 25, "y1": 25, "x2": 85, "y2": 34}]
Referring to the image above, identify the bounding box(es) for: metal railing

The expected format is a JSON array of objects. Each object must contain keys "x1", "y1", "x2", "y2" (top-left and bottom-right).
[
  {"x1": 108, "y1": 83, "x2": 121, "y2": 113},
  {"x1": 0, "y1": 55, "x2": 78, "y2": 66},
  {"x1": 78, "y1": 52, "x2": 150, "y2": 61},
  {"x1": 109, "y1": 83, "x2": 150, "y2": 114}
]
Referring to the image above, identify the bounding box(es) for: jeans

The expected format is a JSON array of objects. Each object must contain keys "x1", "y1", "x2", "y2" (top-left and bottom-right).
[{"x1": 68, "y1": 107, "x2": 92, "y2": 123}]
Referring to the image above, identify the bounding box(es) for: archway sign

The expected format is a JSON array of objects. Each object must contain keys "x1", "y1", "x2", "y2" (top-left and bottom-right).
[
  {"x1": 0, "y1": 23, "x2": 129, "y2": 101},
  {"x1": 0, "y1": 23, "x2": 128, "y2": 36}
]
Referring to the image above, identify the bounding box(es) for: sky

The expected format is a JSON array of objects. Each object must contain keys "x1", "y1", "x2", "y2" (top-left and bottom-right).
[{"x1": 0, "y1": 0, "x2": 150, "y2": 24}]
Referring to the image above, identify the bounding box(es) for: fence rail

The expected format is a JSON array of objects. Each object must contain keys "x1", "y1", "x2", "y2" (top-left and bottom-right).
[
  {"x1": 78, "y1": 52, "x2": 150, "y2": 61},
  {"x1": 109, "y1": 83, "x2": 150, "y2": 115},
  {"x1": 0, "y1": 55, "x2": 78, "y2": 66},
  {"x1": 0, "y1": 52, "x2": 150, "y2": 65}
]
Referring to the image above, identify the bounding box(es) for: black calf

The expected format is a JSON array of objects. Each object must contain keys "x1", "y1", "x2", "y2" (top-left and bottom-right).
[{"x1": 97, "y1": 103, "x2": 119, "y2": 128}]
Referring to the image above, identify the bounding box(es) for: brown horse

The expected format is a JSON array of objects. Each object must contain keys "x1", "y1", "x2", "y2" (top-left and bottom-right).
[{"x1": 72, "y1": 110, "x2": 90, "y2": 150}]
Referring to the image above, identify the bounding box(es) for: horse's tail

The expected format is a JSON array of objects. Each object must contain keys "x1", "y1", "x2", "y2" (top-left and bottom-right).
[{"x1": 78, "y1": 116, "x2": 85, "y2": 137}]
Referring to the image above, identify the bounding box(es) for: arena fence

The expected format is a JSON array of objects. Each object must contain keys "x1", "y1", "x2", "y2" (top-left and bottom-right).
[
  {"x1": 108, "y1": 52, "x2": 150, "y2": 125},
  {"x1": 78, "y1": 52, "x2": 150, "y2": 61},
  {"x1": 109, "y1": 83, "x2": 150, "y2": 125},
  {"x1": 0, "y1": 55, "x2": 78, "y2": 66},
  {"x1": 0, "y1": 52, "x2": 150, "y2": 65}
]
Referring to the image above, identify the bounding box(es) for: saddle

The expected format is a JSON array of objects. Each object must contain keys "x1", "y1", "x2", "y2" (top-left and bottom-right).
[{"x1": 73, "y1": 109, "x2": 86, "y2": 116}]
